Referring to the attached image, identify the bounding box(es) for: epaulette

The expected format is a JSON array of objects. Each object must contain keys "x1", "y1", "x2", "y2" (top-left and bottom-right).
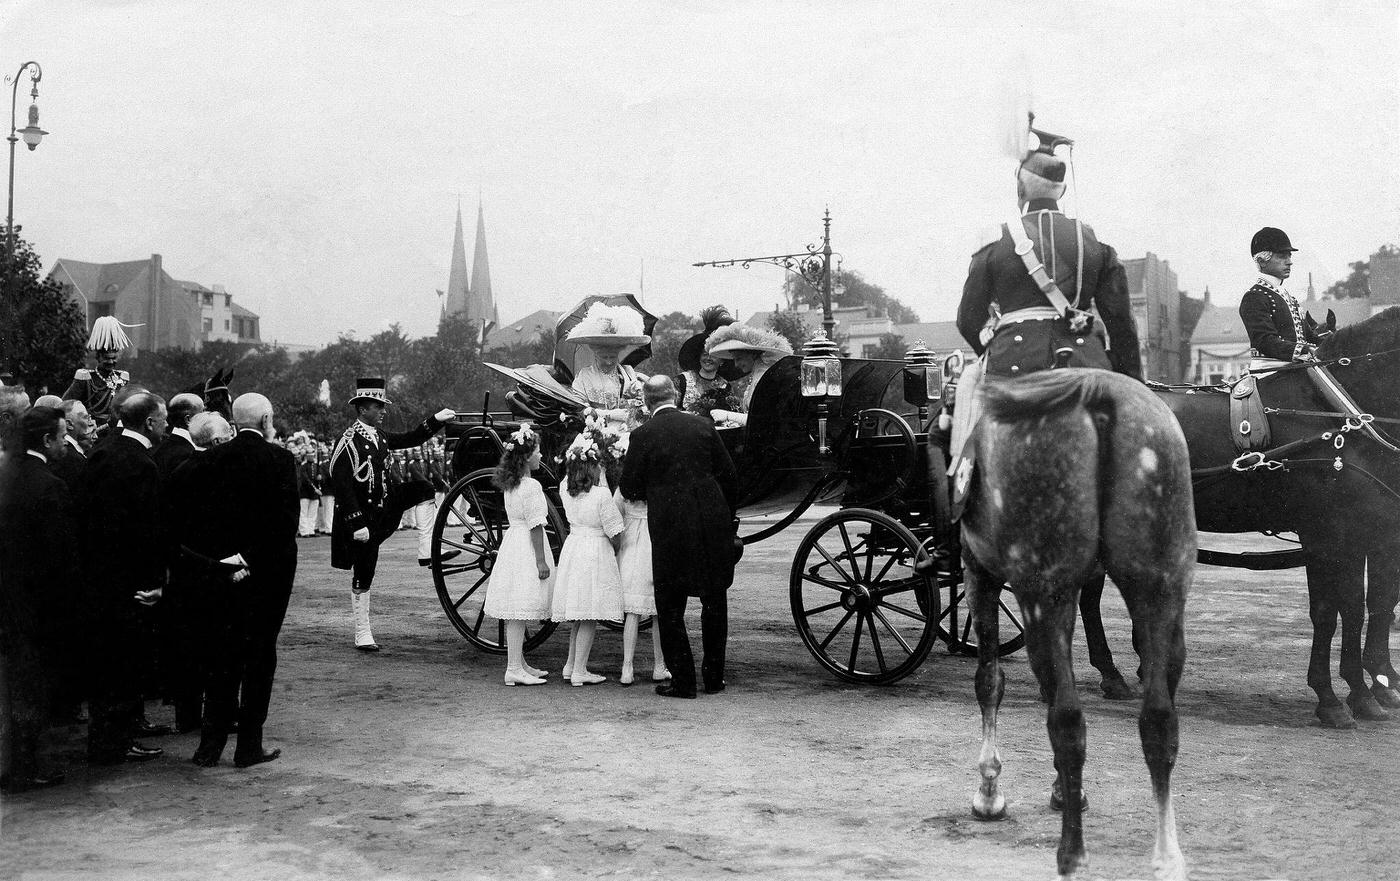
[
  {"x1": 73, "y1": 368, "x2": 92, "y2": 380},
  {"x1": 116, "y1": 370, "x2": 130, "y2": 381}
]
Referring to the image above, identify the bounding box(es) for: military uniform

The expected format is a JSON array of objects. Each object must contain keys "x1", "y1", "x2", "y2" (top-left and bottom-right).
[
  {"x1": 1239, "y1": 274, "x2": 1318, "y2": 362},
  {"x1": 61, "y1": 368, "x2": 130, "y2": 429},
  {"x1": 956, "y1": 200, "x2": 1142, "y2": 381}
]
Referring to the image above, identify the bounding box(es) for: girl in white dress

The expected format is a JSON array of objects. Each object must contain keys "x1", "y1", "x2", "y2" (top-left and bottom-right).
[
  {"x1": 552, "y1": 435, "x2": 626, "y2": 686},
  {"x1": 615, "y1": 492, "x2": 670, "y2": 686},
  {"x1": 483, "y1": 425, "x2": 554, "y2": 686}
]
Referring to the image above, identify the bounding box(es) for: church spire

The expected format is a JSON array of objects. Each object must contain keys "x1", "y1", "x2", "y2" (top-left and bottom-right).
[
  {"x1": 468, "y1": 197, "x2": 496, "y2": 326},
  {"x1": 443, "y1": 201, "x2": 470, "y2": 319}
]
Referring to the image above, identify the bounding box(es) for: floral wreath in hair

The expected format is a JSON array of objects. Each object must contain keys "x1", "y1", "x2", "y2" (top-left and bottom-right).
[
  {"x1": 564, "y1": 433, "x2": 601, "y2": 462},
  {"x1": 502, "y1": 423, "x2": 537, "y2": 453}
]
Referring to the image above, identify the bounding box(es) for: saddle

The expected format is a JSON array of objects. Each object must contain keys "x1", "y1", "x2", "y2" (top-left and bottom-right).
[{"x1": 1229, "y1": 374, "x2": 1271, "y2": 453}]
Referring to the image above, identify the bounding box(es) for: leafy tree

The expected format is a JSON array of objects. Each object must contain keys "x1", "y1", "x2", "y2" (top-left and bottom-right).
[
  {"x1": 782, "y1": 267, "x2": 920, "y2": 323},
  {"x1": 766, "y1": 310, "x2": 813, "y2": 353},
  {"x1": 1323, "y1": 244, "x2": 1400, "y2": 299},
  {"x1": 0, "y1": 227, "x2": 86, "y2": 394},
  {"x1": 645, "y1": 311, "x2": 699, "y2": 379},
  {"x1": 867, "y1": 333, "x2": 908, "y2": 360}
]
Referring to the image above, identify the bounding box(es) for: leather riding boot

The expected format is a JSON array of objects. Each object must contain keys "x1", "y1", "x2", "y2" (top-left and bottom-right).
[{"x1": 351, "y1": 590, "x2": 379, "y2": 651}]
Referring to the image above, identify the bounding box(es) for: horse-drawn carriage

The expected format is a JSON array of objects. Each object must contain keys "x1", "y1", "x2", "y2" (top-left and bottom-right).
[{"x1": 425, "y1": 314, "x2": 1010, "y2": 685}]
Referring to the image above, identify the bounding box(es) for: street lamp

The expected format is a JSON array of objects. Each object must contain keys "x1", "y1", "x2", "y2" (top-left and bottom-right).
[{"x1": 7, "y1": 60, "x2": 46, "y2": 266}]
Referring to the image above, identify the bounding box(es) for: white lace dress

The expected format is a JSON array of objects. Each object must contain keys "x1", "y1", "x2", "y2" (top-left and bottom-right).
[
  {"x1": 550, "y1": 478, "x2": 626, "y2": 622},
  {"x1": 482, "y1": 477, "x2": 554, "y2": 621},
  {"x1": 615, "y1": 494, "x2": 654, "y2": 616}
]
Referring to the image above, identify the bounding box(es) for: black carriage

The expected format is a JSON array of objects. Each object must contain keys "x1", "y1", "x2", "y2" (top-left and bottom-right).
[{"x1": 428, "y1": 338, "x2": 1024, "y2": 685}]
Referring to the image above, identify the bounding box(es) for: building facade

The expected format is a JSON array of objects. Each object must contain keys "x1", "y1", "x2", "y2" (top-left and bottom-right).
[{"x1": 1123, "y1": 254, "x2": 1181, "y2": 382}]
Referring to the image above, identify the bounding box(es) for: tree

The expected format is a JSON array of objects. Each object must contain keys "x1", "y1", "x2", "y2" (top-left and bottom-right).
[
  {"x1": 766, "y1": 310, "x2": 812, "y2": 354},
  {"x1": 782, "y1": 267, "x2": 920, "y2": 323},
  {"x1": 645, "y1": 311, "x2": 699, "y2": 379},
  {"x1": 0, "y1": 227, "x2": 86, "y2": 394},
  {"x1": 1323, "y1": 244, "x2": 1400, "y2": 299},
  {"x1": 867, "y1": 333, "x2": 908, "y2": 360}
]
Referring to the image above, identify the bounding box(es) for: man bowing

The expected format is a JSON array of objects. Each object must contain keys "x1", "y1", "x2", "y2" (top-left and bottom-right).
[{"x1": 619, "y1": 376, "x2": 739, "y2": 698}]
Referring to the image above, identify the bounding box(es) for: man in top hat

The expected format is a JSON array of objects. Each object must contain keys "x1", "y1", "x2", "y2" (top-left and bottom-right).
[
  {"x1": 329, "y1": 378, "x2": 457, "y2": 652},
  {"x1": 955, "y1": 127, "x2": 1141, "y2": 382},
  {"x1": 1239, "y1": 227, "x2": 1319, "y2": 364},
  {"x1": 62, "y1": 316, "x2": 136, "y2": 432}
]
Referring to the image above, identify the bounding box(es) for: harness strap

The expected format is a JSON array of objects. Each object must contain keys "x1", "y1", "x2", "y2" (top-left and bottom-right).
[{"x1": 1264, "y1": 406, "x2": 1400, "y2": 426}]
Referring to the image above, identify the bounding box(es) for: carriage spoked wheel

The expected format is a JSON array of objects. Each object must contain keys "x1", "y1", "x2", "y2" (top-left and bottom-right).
[
  {"x1": 934, "y1": 570, "x2": 1026, "y2": 658},
  {"x1": 789, "y1": 508, "x2": 938, "y2": 684},
  {"x1": 431, "y1": 467, "x2": 564, "y2": 653}
]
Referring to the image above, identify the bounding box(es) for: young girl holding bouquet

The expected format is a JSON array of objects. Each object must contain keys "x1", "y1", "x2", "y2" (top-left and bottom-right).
[
  {"x1": 483, "y1": 425, "x2": 554, "y2": 686},
  {"x1": 552, "y1": 435, "x2": 625, "y2": 686}
]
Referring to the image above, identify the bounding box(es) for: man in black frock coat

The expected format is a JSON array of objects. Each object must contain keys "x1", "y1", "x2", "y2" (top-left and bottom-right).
[
  {"x1": 187, "y1": 392, "x2": 299, "y2": 767},
  {"x1": 80, "y1": 391, "x2": 168, "y2": 765},
  {"x1": 619, "y1": 376, "x2": 739, "y2": 698}
]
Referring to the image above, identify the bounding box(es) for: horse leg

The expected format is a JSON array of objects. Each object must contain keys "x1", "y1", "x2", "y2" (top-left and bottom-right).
[
  {"x1": 1363, "y1": 549, "x2": 1400, "y2": 708},
  {"x1": 1338, "y1": 555, "x2": 1390, "y2": 722},
  {"x1": 1301, "y1": 530, "x2": 1358, "y2": 728},
  {"x1": 1021, "y1": 588, "x2": 1088, "y2": 878},
  {"x1": 1079, "y1": 569, "x2": 1139, "y2": 700},
  {"x1": 967, "y1": 554, "x2": 1007, "y2": 821}
]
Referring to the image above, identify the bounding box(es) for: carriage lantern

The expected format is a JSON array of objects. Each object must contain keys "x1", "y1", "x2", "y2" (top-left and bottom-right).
[
  {"x1": 902, "y1": 339, "x2": 937, "y2": 423},
  {"x1": 802, "y1": 329, "x2": 842, "y2": 455}
]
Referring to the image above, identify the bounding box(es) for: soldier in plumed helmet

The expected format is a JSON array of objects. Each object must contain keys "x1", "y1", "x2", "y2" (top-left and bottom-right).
[
  {"x1": 62, "y1": 316, "x2": 137, "y2": 433},
  {"x1": 329, "y1": 378, "x2": 458, "y2": 652},
  {"x1": 1239, "y1": 227, "x2": 1319, "y2": 366}
]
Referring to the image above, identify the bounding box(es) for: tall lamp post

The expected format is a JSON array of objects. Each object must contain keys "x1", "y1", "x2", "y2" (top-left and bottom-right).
[{"x1": 7, "y1": 60, "x2": 47, "y2": 266}]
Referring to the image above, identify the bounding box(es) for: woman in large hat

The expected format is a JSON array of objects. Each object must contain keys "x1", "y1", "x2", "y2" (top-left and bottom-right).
[
  {"x1": 674, "y1": 306, "x2": 742, "y2": 418},
  {"x1": 565, "y1": 303, "x2": 651, "y2": 428},
  {"x1": 703, "y1": 324, "x2": 793, "y2": 427},
  {"x1": 62, "y1": 315, "x2": 136, "y2": 432},
  {"x1": 329, "y1": 377, "x2": 458, "y2": 652}
]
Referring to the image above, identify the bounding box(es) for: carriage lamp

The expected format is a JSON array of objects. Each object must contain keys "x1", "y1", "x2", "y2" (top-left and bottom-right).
[
  {"x1": 938, "y1": 350, "x2": 966, "y2": 430},
  {"x1": 902, "y1": 339, "x2": 936, "y2": 424},
  {"x1": 802, "y1": 330, "x2": 842, "y2": 455}
]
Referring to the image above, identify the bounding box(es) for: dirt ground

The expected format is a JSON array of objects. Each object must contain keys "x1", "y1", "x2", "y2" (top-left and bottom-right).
[{"x1": 2, "y1": 516, "x2": 1398, "y2": 881}]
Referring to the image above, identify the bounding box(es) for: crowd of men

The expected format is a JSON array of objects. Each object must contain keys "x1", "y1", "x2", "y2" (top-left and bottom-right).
[{"x1": 0, "y1": 383, "x2": 299, "y2": 791}]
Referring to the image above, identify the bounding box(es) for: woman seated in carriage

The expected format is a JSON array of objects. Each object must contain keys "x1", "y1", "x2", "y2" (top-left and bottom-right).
[
  {"x1": 702, "y1": 323, "x2": 793, "y2": 428},
  {"x1": 674, "y1": 306, "x2": 743, "y2": 419},
  {"x1": 564, "y1": 303, "x2": 651, "y2": 431}
]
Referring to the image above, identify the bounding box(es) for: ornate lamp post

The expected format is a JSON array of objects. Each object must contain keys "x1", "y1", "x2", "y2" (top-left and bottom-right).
[{"x1": 7, "y1": 61, "x2": 46, "y2": 266}]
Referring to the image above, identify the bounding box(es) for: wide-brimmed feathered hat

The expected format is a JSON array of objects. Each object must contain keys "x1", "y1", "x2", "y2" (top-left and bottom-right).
[
  {"x1": 86, "y1": 315, "x2": 138, "y2": 352},
  {"x1": 678, "y1": 306, "x2": 743, "y2": 379},
  {"x1": 349, "y1": 377, "x2": 392, "y2": 406},
  {"x1": 706, "y1": 323, "x2": 794, "y2": 364},
  {"x1": 563, "y1": 302, "x2": 651, "y2": 351}
]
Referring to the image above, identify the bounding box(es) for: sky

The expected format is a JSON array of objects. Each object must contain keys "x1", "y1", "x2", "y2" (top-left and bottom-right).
[{"x1": 2, "y1": 0, "x2": 1397, "y2": 346}]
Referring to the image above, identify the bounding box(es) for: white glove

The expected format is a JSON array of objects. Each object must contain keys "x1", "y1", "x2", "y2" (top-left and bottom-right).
[
  {"x1": 434, "y1": 408, "x2": 456, "y2": 423},
  {"x1": 353, "y1": 527, "x2": 371, "y2": 542}
]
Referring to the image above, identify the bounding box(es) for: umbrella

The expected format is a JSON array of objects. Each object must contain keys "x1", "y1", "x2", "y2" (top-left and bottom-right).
[{"x1": 552, "y1": 293, "x2": 658, "y2": 384}]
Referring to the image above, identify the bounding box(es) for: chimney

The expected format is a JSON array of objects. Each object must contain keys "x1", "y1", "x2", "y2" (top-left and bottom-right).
[
  {"x1": 1202, "y1": 286, "x2": 1211, "y2": 306},
  {"x1": 1306, "y1": 272, "x2": 1315, "y2": 301},
  {"x1": 148, "y1": 254, "x2": 162, "y2": 352}
]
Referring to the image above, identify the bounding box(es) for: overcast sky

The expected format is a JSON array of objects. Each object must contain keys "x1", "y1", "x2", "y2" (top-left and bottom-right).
[{"x1": 3, "y1": 0, "x2": 1397, "y2": 345}]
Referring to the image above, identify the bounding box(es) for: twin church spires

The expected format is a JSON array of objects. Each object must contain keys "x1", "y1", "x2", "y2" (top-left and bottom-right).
[{"x1": 442, "y1": 199, "x2": 497, "y2": 327}]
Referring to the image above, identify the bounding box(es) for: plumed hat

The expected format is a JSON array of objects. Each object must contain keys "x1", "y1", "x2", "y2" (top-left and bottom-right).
[
  {"x1": 349, "y1": 377, "x2": 392, "y2": 406},
  {"x1": 1250, "y1": 227, "x2": 1297, "y2": 256},
  {"x1": 1017, "y1": 115, "x2": 1072, "y2": 201},
  {"x1": 706, "y1": 323, "x2": 794, "y2": 365},
  {"x1": 563, "y1": 302, "x2": 651, "y2": 350},
  {"x1": 86, "y1": 315, "x2": 138, "y2": 351},
  {"x1": 678, "y1": 306, "x2": 741, "y2": 373}
]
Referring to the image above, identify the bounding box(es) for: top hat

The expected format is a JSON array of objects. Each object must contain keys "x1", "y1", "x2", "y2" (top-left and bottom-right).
[
  {"x1": 1250, "y1": 227, "x2": 1297, "y2": 255},
  {"x1": 349, "y1": 377, "x2": 392, "y2": 406}
]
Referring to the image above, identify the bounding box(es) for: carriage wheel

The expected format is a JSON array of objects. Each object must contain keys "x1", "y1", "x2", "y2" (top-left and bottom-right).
[
  {"x1": 936, "y1": 577, "x2": 1026, "y2": 657},
  {"x1": 431, "y1": 468, "x2": 563, "y2": 653},
  {"x1": 789, "y1": 508, "x2": 938, "y2": 684}
]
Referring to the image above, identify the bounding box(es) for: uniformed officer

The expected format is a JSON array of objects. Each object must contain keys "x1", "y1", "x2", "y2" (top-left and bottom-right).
[
  {"x1": 1239, "y1": 227, "x2": 1318, "y2": 365},
  {"x1": 955, "y1": 129, "x2": 1142, "y2": 382},
  {"x1": 62, "y1": 316, "x2": 136, "y2": 432},
  {"x1": 329, "y1": 378, "x2": 457, "y2": 652}
]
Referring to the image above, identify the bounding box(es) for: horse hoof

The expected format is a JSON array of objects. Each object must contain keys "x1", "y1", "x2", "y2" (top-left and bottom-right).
[
  {"x1": 970, "y1": 793, "x2": 1006, "y2": 821},
  {"x1": 1100, "y1": 676, "x2": 1140, "y2": 701},
  {"x1": 1049, "y1": 779, "x2": 1089, "y2": 812},
  {"x1": 1371, "y1": 684, "x2": 1400, "y2": 710},
  {"x1": 1315, "y1": 703, "x2": 1358, "y2": 729},
  {"x1": 1346, "y1": 691, "x2": 1392, "y2": 722}
]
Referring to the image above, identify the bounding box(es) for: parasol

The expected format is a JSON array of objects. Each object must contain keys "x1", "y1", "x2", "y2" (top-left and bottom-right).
[{"x1": 552, "y1": 293, "x2": 658, "y2": 383}]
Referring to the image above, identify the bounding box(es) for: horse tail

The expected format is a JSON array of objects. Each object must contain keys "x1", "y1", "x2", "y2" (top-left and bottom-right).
[{"x1": 980, "y1": 368, "x2": 1120, "y2": 421}]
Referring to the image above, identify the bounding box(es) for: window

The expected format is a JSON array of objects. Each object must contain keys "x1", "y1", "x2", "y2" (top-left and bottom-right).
[
  {"x1": 224, "y1": 319, "x2": 230, "y2": 331},
  {"x1": 202, "y1": 292, "x2": 213, "y2": 306},
  {"x1": 202, "y1": 318, "x2": 213, "y2": 332},
  {"x1": 225, "y1": 295, "x2": 232, "y2": 308}
]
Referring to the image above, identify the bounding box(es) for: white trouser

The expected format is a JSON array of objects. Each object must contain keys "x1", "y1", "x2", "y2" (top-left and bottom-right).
[
  {"x1": 316, "y1": 496, "x2": 335, "y2": 533},
  {"x1": 299, "y1": 499, "x2": 317, "y2": 535}
]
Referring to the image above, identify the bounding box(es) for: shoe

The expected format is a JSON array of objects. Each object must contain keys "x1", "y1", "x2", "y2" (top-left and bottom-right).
[
  {"x1": 703, "y1": 680, "x2": 726, "y2": 694},
  {"x1": 234, "y1": 748, "x2": 281, "y2": 768},
  {"x1": 620, "y1": 667, "x2": 635, "y2": 686},
  {"x1": 562, "y1": 662, "x2": 574, "y2": 679},
  {"x1": 504, "y1": 669, "x2": 547, "y2": 687},
  {"x1": 523, "y1": 664, "x2": 549, "y2": 678},
  {"x1": 191, "y1": 741, "x2": 225, "y2": 767},
  {"x1": 419, "y1": 550, "x2": 460, "y2": 567},
  {"x1": 652, "y1": 667, "x2": 672, "y2": 682},
  {"x1": 135, "y1": 721, "x2": 174, "y2": 737},
  {"x1": 570, "y1": 672, "x2": 607, "y2": 687},
  {"x1": 355, "y1": 643, "x2": 381, "y2": 653},
  {"x1": 0, "y1": 770, "x2": 65, "y2": 792},
  {"x1": 654, "y1": 684, "x2": 697, "y2": 699},
  {"x1": 125, "y1": 743, "x2": 163, "y2": 762}
]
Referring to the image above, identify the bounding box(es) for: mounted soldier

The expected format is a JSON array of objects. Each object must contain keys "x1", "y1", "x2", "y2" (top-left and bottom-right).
[
  {"x1": 1239, "y1": 227, "x2": 1320, "y2": 369},
  {"x1": 62, "y1": 316, "x2": 137, "y2": 434}
]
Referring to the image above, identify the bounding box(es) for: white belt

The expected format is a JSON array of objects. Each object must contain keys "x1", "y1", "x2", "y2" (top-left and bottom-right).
[
  {"x1": 996, "y1": 306, "x2": 1061, "y2": 326},
  {"x1": 571, "y1": 525, "x2": 605, "y2": 535}
]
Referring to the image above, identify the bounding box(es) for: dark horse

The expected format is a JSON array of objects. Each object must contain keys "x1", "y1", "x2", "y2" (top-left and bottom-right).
[
  {"x1": 181, "y1": 367, "x2": 234, "y2": 419},
  {"x1": 962, "y1": 369, "x2": 1193, "y2": 881},
  {"x1": 1084, "y1": 307, "x2": 1400, "y2": 727}
]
